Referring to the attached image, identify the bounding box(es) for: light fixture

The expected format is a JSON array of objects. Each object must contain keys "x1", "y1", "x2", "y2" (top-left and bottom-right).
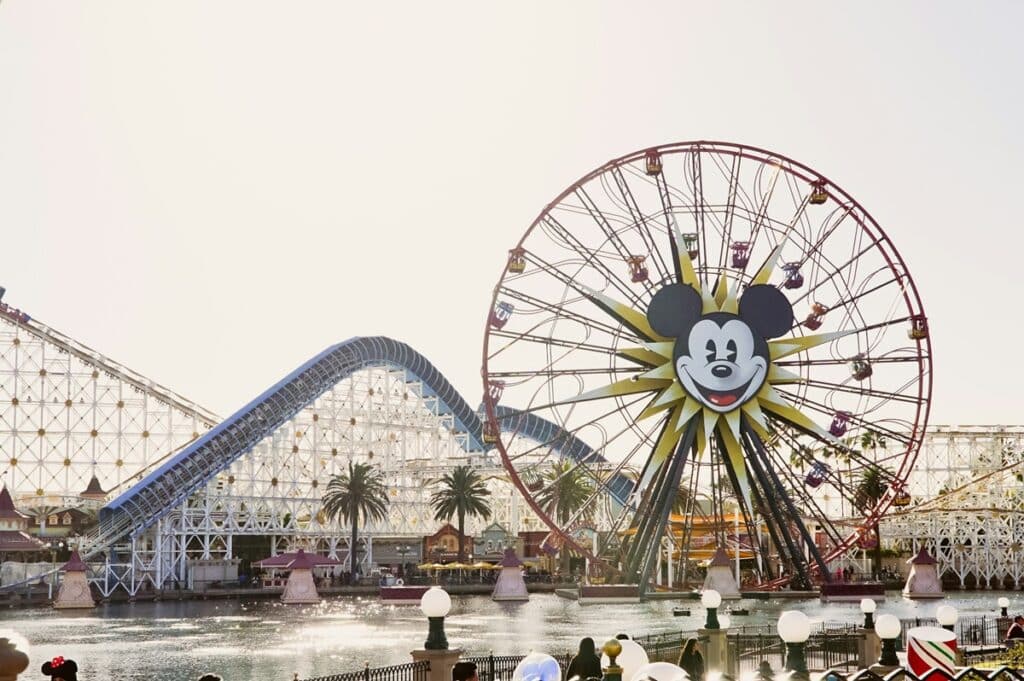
[
  {"x1": 860, "y1": 598, "x2": 877, "y2": 629},
  {"x1": 777, "y1": 611, "x2": 810, "y2": 678},
  {"x1": 936, "y1": 605, "x2": 958, "y2": 632},
  {"x1": 701, "y1": 589, "x2": 722, "y2": 629},
  {"x1": 999, "y1": 597, "x2": 1010, "y2": 617},
  {"x1": 420, "y1": 587, "x2": 452, "y2": 650},
  {"x1": 875, "y1": 614, "x2": 901, "y2": 667}
]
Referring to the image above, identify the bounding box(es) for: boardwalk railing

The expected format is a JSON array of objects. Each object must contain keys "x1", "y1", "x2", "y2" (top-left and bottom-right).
[
  {"x1": 462, "y1": 653, "x2": 573, "y2": 681},
  {"x1": 299, "y1": 660, "x2": 430, "y2": 681}
]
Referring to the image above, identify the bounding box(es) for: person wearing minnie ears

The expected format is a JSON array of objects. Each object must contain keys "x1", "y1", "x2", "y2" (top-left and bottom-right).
[{"x1": 41, "y1": 656, "x2": 77, "y2": 681}]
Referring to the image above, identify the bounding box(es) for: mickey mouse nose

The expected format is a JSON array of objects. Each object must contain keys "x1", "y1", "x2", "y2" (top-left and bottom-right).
[{"x1": 712, "y1": 365, "x2": 732, "y2": 379}]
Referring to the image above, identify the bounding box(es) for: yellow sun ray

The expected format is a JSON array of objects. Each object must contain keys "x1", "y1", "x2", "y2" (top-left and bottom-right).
[
  {"x1": 719, "y1": 422, "x2": 752, "y2": 512},
  {"x1": 769, "y1": 330, "x2": 852, "y2": 361},
  {"x1": 580, "y1": 285, "x2": 669, "y2": 342},
  {"x1": 618, "y1": 347, "x2": 667, "y2": 367}
]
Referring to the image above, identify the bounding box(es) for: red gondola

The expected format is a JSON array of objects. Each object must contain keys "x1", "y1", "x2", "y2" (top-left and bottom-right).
[
  {"x1": 804, "y1": 302, "x2": 828, "y2": 330},
  {"x1": 731, "y1": 241, "x2": 751, "y2": 268},
  {"x1": 489, "y1": 302, "x2": 514, "y2": 330},
  {"x1": 782, "y1": 262, "x2": 804, "y2": 290},
  {"x1": 627, "y1": 255, "x2": 649, "y2": 283},
  {"x1": 829, "y1": 411, "x2": 851, "y2": 438}
]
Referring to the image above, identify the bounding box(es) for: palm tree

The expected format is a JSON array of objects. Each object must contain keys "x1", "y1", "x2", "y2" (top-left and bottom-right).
[
  {"x1": 429, "y1": 465, "x2": 493, "y2": 562},
  {"x1": 322, "y1": 461, "x2": 390, "y2": 584},
  {"x1": 536, "y1": 460, "x2": 594, "y2": 574},
  {"x1": 853, "y1": 466, "x2": 888, "y2": 578}
]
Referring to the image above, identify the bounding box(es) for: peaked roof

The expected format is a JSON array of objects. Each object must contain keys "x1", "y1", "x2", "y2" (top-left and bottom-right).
[
  {"x1": 0, "y1": 531, "x2": 45, "y2": 551},
  {"x1": 81, "y1": 474, "x2": 107, "y2": 497},
  {"x1": 499, "y1": 547, "x2": 523, "y2": 567},
  {"x1": 0, "y1": 487, "x2": 28, "y2": 520},
  {"x1": 908, "y1": 547, "x2": 938, "y2": 565},
  {"x1": 708, "y1": 546, "x2": 732, "y2": 567},
  {"x1": 255, "y1": 549, "x2": 340, "y2": 569},
  {"x1": 62, "y1": 551, "x2": 89, "y2": 572}
]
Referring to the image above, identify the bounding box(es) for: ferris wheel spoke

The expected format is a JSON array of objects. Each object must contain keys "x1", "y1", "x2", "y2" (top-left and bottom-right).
[
  {"x1": 502, "y1": 392, "x2": 657, "y2": 463},
  {"x1": 536, "y1": 215, "x2": 645, "y2": 304},
  {"x1": 743, "y1": 424, "x2": 831, "y2": 582},
  {"x1": 789, "y1": 377, "x2": 924, "y2": 406},
  {"x1": 487, "y1": 329, "x2": 641, "y2": 363},
  {"x1": 572, "y1": 186, "x2": 659, "y2": 296},
  {"x1": 492, "y1": 286, "x2": 636, "y2": 344},
  {"x1": 759, "y1": 431, "x2": 846, "y2": 546},
  {"x1": 789, "y1": 238, "x2": 880, "y2": 310},
  {"x1": 768, "y1": 389, "x2": 913, "y2": 447},
  {"x1": 608, "y1": 166, "x2": 673, "y2": 284}
]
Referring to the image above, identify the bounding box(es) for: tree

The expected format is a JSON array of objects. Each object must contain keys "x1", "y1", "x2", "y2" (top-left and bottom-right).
[
  {"x1": 322, "y1": 461, "x2": 390, "y2": 584},
  {"x1": 536, "y1": 460, "x2": 594, "y2": 574},
  {"x1": 853, "y1": 466, "x2": 888, "y2": 578},
  {"x1": 429, "y1": 465, "x2": 493, "y2": 562}
]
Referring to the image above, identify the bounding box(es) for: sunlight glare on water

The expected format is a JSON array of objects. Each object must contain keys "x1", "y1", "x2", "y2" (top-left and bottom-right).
[{"x1": 0, "y1": 592, "x2": 1016, "y2": 680}]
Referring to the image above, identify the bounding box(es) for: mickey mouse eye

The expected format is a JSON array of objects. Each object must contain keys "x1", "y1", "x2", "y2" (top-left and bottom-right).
[
  {"x1": 726, "y1": 339, "x2": 737, "y2": 363},
  {"x1": 705, "y1": 339, "x2": 716, "y2": 364}
]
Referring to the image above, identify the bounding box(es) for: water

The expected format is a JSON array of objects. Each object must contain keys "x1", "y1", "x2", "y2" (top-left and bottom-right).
[{"x1": 0, "y1": 591, "x2": 1016, "y2": 681}]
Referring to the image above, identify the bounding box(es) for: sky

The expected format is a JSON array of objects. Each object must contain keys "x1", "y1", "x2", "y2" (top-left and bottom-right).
[{"x1": 0, "y1": 2, "x2": 1021, "y2": 426}]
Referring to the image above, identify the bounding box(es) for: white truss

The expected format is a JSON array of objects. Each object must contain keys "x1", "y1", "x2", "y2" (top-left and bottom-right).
[
  {"x1": 135, "y1": 366, "x2": 547, "y2": 588},
  {"x1": 885, "y1": 425, "x2": 1024, "y2": 588},
  {"x1": 0, "y1": 309, "x2": 218, "y2": 514}
]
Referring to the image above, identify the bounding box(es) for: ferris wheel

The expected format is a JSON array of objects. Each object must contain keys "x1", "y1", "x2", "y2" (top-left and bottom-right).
[{"x1": 481, "y1": 141, "x2": 932, "y2": 591}]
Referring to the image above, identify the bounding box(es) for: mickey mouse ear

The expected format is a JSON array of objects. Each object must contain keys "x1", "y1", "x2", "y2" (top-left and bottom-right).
[
  {"x1": 738, "y1": 285, "x2": 793, "y2": 338},
  {"x1": 647, "y1": 284, "x2": 702, "y2": 338}
]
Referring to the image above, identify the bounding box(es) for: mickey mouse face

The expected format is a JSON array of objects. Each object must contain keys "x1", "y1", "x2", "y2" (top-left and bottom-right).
[{"x1": 647, "y1": 283, "x2": 793, "y2": 413}]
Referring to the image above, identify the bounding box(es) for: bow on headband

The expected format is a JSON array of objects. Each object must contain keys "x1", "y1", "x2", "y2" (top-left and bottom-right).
[{"x1": 51, "y1": 656, "x2": 65, "y2": 667}]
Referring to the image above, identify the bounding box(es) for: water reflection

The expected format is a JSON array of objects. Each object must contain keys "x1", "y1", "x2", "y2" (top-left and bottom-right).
[{"x1": 0, "y1": 592, "x2": 1015, "y2": 681}]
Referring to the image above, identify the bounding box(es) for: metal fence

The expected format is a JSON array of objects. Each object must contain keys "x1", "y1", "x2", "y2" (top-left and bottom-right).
[
  {"x1": 299, "y1": 660, "x2": 430, "y2": 681},
  {"x1": 898, "y1": 616, "x2": 1010, "y2": 649},
  {"x1": 729, "y1": 624, "x2": 861, "y2": 674},
  {"x1": 462, "y1": 653, "x2": 573, "y2": 681}
]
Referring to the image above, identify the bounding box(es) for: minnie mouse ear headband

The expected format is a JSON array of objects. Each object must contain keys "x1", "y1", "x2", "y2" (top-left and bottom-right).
[{"x1": 41, "y1": 656, "x2": 78, "y2": 681}]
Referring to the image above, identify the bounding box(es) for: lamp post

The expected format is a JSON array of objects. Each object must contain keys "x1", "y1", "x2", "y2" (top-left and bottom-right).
[
  {"x1": 601, "y1": 639, "x2": 623, "y2": 681},
  {"x1": 875, "y1": 614, "x2": 901, "y2": 668},
  {"x1": 420, "y1": 587, "x2": 451, "y2": 650},
  {"x1": 777, "y1": 610, "x2": 810, "y2": 680},
  {"x1": 999, "y1": 597, "x2": 1010, "y2": 617},
  {"x1": 701, "y1": 589, "x2": 722, "y2": 629},
  {"x1": 860, "y1": 598, "x2": 876, "y2": 629},
  {"x1": 936, "y1": 605, "x2": 958, "y2": 633}
]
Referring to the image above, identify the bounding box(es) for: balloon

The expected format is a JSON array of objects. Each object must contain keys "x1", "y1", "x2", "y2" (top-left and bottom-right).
[
  {"x1": 513, "y1": 653, "x2": 562, "y2": 681},
  {"x1": 601, "y1": 639, "x2": 649, "y2": 681},
  {"x1": 630, "y1": 661, "x2": 688, "y2": 681}
]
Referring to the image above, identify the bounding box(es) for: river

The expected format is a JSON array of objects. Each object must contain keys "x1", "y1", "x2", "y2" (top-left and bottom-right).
[{"x1": 0, "y1": 591, "x2": 1016, "y2": 680}]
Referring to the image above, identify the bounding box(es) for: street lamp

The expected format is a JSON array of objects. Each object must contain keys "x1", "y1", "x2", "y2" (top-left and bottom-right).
[
  {"x1": 999, "y1": 597, "x2": 1010, "y2": 617},
  {"x1": 420, "y1": 586, "x2": 452, "y2": 650},
  {"x1": 936, "y1": 605, "x2": 958, "y2": 633},
  {"x1": 875, "y1": 614, "x2": 901, "y2": 667},
  {"x1": 777, "y1": 610, "x2": 810, "y2": 679},
  {"x1": 860, "y1": 598, "x2": 876, "y2": 629},
  {"x1": 701, "y1": 589, "x2": 721, "y2": 629}
]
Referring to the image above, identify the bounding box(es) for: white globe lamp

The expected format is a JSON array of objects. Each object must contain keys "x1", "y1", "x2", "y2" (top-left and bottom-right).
[
  {"x1": 701, "y1": 589, "x2": 722, "y2": 629},
  {"x1": 875, "y1": 613, "x2": 901, "y2": 667},
  {"x1": 860, "y1": 597, "x2": 877, "y2": 629},
  {"x1": 936, "y1": 604, "x2": 958, "y2": 632},
  {"x1": 420, "y1": 587, "x2": 452, "y2": 650},
  {"x1": 601, "y1": 639, "x2": 648, "y2": 681},
  {"x1": 777, "y1": 610, "x2": 810, "y2": 678}
]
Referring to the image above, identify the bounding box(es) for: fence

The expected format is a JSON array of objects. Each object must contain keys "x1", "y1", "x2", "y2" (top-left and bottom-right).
[
  {"x1": 463, "y1": 653, "x2": 573, "y2": 681},
  {"x1": 898, "y1": 616, "x2": 1010, "y2": 650},
  {"x1": 299, "y1": 660, "x2": 430, "y2": 681}
]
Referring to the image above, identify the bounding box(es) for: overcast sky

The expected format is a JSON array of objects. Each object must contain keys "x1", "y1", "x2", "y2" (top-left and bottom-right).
[{"x1": 0, "y1": 2, "x2": 1021, "y2": 426}]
